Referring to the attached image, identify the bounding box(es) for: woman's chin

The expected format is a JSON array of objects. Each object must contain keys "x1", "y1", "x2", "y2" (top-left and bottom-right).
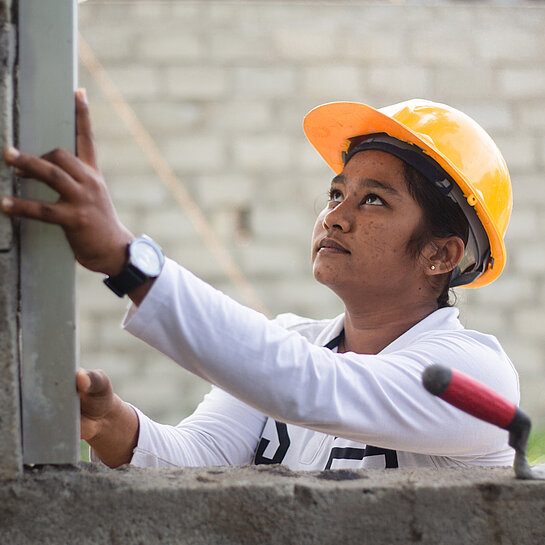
[{"x1": 313, "y1": 267, "x2": 344, "y2": 291}]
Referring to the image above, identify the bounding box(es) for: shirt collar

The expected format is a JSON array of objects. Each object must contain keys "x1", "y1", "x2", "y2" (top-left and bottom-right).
[{"x1": 318, "y1": 307, "x2": 462, "y2": 354}]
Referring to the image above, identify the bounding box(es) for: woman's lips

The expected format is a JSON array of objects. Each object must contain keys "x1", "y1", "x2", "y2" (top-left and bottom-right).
[{"x1": 317, "y1": 238, "x2": 350, "y2": 254}]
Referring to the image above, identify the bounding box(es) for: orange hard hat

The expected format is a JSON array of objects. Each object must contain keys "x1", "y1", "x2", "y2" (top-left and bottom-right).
[{"x1": 303, "y1": 99, "x2": 512, "y2": 288}]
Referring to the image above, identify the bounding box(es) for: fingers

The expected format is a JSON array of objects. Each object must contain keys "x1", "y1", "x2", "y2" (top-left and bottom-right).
[
  {"x1": 41, "y1": 147, "x2": 95, "y2": 186},
  {"x1": 77, "y1": 368, "x2": 112, "y2": 396},
  {"x1": 75, "y1": 89, "x2": 98, "y2": 170},
  {"x1": 3, "y1": 147, "x2": 80, "y2": 199},
  {"x1": 0, "y1": 195, "x2": 74, "y2": 226},
  {"x1": 76, "y1": 369, "x2": 92, "y2": 394},
  {"x1": 78, "y1": 368, "x2": 115, "y2": 441}
]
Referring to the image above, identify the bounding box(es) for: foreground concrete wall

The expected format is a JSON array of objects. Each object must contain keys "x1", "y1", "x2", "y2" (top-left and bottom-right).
[
  {"x1": 0, "y1": 0, "x2": 21, "y2": 479},
  {"x1": 78, "y1": 2, "x2": 545, "y2": 427},
  {"x1": 1, "y1": 465, "x2": 545, "y2": 544}
]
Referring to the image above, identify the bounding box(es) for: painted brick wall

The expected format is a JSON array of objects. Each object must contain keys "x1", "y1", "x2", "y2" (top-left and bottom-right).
[{"x1": 78, "y1": 1, "x2": 545, "y2": 426}]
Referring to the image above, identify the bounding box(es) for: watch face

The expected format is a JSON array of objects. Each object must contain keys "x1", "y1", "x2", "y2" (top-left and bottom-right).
[{"x1": 130, "y1": 238, "x2": 164, "y2": 276}]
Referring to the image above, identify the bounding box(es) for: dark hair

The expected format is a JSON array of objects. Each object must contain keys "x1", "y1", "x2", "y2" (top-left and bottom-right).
[{"x1": 402, "y1": 162, "x2": 469, "y2": 308}]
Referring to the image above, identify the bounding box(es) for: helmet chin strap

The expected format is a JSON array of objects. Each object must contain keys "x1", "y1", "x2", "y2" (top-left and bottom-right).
[{"x1": 343, "y1": 133, "x2": 490, "y2": 287}]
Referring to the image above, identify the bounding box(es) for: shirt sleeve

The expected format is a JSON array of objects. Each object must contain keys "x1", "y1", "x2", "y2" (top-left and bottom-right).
[
  {"x1": 124, "y1": 258, "x2": 519, "y2": 458},
  {"x1": 129, "y1": 386, "x2": 266, "y2": 468}
]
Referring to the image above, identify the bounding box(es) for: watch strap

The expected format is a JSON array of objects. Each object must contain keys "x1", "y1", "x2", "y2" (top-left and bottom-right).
[{"x1": 103, "y1": 264, "x2": 148, "y2": 298}]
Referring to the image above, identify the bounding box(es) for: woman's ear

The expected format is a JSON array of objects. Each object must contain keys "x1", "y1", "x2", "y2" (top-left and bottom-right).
[{"x1": 423, "y1": 236, "x2": 465, "y2": 278}]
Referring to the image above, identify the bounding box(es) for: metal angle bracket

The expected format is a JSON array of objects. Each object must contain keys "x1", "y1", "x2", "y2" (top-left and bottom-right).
[{"x1": 19, "y1": 0, "x2": 79, "y2": 464}]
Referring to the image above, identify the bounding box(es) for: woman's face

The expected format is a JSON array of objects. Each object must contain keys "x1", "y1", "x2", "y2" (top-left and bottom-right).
[{"x1": 311, "y1": 150, "x2": 429, "y2": 305}]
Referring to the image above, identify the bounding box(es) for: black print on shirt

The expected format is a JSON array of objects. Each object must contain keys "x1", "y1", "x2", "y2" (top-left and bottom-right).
[
  {"x1": 325, "y1": 445, "x2": 399, "y2": 470},
  {"x1": 254, "y1": 421, "x2": 291, "y2": 465},
  {"x1": 254, "y1": 333, "x2": 399, "y2": 470}
]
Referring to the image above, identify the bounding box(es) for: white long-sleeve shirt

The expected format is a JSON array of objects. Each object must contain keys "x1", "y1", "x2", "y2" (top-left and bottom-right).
[{"x1": 120, "y1": 258, "x2": 518, "y2": 470}]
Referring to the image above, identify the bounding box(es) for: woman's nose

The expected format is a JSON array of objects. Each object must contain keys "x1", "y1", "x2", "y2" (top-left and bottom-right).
[{"x1": 322, "y1": 202, "x2": 352, "y2": 232}]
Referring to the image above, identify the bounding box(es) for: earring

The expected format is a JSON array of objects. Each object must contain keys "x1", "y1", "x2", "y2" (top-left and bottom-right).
[{"x1": 430, "y1": 265, "x2": 436, "y2": 270}]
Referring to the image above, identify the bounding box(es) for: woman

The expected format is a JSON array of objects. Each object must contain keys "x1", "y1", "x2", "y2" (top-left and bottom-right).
[{"x1": 2, "y1": 93, "x2": 517, "y2": 471}]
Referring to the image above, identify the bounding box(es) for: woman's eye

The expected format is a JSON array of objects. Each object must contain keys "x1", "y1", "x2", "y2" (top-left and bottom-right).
[
  {"x1": 364, "y1": 194, "x2": 384, "y2": 206},
  {"x1": 328, "y1": 189, "x2": 343, "y2": 203}
]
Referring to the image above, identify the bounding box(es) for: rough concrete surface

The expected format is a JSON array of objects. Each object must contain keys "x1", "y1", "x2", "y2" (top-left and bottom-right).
[
  {"x1": 0, "y1": 0, "x2": 20, "y2": 480},
  {"x1": 1, "y1": 465, "x2": 544, "y2": 545},
  {"x1": 0, "y1": 5, "x2": 15, "y2": 251},
  {"x1": 0, "y1": 251, "x2": 21, "y2": 480}
]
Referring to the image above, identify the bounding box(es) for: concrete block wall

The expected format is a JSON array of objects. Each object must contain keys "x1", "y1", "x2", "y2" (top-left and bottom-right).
[
  {"x1": 0, "y1": 0, "x2": 21, "y2": 479},
  {"x1": 2, "y1": 465, "x2": 545, "y2": 545},
  {"x1": 78, "y1": 1, "x2": 545, "y2": 426}
]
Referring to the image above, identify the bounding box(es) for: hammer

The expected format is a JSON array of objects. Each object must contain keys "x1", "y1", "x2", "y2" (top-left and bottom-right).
[{"x1": 422, "y1": 364, "x2": 545, "y2": 480}]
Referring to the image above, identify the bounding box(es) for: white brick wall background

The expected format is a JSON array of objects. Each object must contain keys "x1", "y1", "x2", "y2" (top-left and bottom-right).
[{"x1": 78, "y1": 1, "x2": 545, "y2": 427}]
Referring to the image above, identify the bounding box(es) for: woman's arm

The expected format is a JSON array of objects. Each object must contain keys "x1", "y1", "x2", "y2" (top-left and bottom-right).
[
  {"x1": 80, "y1": 368, "x2": 266, "y2": 468},
  {"x1": 129, "y1": 387, "x2": 267, "y2": 468},
  {"x1": 125, "y1": 259, "x2": 519, "y2": 458}
]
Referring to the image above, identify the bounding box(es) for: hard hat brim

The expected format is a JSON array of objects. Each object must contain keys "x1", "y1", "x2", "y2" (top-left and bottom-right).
[{"x1": 303, "y1": 101, "x2": 507, "y2": 288}]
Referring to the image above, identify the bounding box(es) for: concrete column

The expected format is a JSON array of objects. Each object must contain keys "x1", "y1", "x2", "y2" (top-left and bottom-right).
[{"x1": 0, "y1": 0, "x2": 22, "y2": 480}]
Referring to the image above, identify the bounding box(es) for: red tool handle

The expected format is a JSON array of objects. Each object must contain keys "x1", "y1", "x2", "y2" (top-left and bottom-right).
[{"x1": 422, "y1": 364, "x2": 517, "y2": 429}]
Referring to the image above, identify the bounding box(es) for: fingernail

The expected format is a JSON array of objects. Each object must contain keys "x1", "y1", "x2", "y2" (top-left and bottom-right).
[
  {"x1": 1, "y1": 197, "x2": 14, "y2": 211},
  {"x1": 4, "y1": 146, "x2": 20, "y2": 161},
  {"x1": 76, "y1": 88, "x2": 88, "y2": 104}
]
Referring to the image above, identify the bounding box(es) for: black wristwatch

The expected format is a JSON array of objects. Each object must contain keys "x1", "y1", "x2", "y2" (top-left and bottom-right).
[{"x1": 104, "y1": 235, "x2": 165, "y2": 297}]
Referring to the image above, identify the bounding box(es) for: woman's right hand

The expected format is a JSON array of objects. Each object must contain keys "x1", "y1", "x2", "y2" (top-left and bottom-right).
[
  {"x1": 77, "y1": 368, "x2": 139, "y2": 467},
  {"x1": 2, "y1": 90, "x2": 134, "y2": 277}
]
